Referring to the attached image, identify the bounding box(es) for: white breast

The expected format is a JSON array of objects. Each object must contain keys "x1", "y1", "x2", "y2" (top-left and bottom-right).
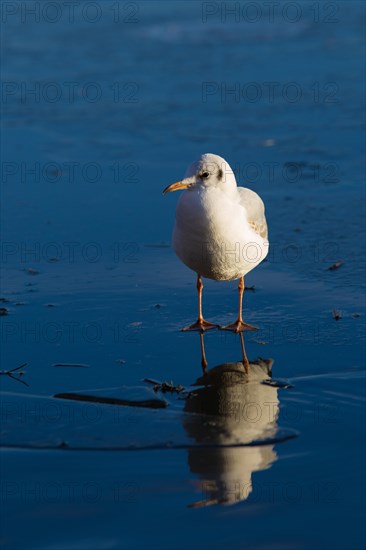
[{"x1": 172, "y1": 186, "x2": 269, "y2": 281}]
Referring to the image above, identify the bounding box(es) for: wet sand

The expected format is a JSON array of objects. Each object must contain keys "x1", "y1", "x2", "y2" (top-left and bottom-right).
[{"x1": 1, "y1": 2, "x2": 365, "y2": 549}]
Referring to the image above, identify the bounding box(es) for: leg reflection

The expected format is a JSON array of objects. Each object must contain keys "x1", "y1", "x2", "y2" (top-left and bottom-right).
[
  {"x1": 239, "y1": 332, "x2": 249, "y2": 373},
  {"x1": 199, "y1": 331, "x2": 250, "y2": 376},
  {"x1": 199, "y1": 332, "x2": 208, "y2": 375}
]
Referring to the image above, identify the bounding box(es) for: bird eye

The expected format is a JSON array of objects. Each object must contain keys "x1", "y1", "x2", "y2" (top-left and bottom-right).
[{"x1": 201, "y1": 171, "x2": 210, "y2": 179}]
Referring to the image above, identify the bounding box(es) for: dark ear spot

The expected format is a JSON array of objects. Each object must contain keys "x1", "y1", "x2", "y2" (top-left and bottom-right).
[{"x1": 217, "y1": 168, "x2": 223, "y2": 181}]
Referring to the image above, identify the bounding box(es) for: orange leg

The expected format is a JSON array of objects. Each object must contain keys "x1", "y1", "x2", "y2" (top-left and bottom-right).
[
  {"x1": 221, "y1": 277, "x2": 258, "y2": 333},
  {"x1": 182, "y1": 275, "x2": 219, "y2": 332}
]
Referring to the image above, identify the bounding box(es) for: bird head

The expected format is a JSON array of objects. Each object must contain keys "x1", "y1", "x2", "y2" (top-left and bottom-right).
[{"x1": 163, "y1": 153, "x2": 237, "y2": 195}]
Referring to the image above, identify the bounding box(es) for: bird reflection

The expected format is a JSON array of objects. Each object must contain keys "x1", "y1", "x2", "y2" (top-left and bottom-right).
[{"x1": 184, "y1": 332, "x2": 279, "y2": 507}]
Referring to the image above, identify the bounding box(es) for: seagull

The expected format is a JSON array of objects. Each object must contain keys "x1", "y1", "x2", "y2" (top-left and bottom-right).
[{"x1": 163, "y1": 153, "x2": 269, "y2": 332}]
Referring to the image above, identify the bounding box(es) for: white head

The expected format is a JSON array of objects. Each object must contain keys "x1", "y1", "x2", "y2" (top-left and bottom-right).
[{"x1": 163, "y1": 153, "x2": 237, "y2": 195}]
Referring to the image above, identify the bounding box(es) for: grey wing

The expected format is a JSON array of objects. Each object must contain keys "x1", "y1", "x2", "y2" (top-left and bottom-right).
[{"x1": 238, "y1": 187, "x2": 268, "y2": 239}]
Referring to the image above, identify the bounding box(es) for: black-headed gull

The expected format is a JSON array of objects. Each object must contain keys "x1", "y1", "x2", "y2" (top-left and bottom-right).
[{"x1": 163, "y1": 153, "x2": 269, "y2": 332}]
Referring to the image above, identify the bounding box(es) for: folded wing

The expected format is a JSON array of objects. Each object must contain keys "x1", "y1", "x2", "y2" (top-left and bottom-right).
[{"x1": 238, "y1": 187, "x2": 268, "y2": 240}]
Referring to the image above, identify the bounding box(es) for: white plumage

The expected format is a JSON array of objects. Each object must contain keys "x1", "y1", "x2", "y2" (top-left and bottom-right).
[{"x1": 163, "y1": 153, "x2": 269, "y2": 332}]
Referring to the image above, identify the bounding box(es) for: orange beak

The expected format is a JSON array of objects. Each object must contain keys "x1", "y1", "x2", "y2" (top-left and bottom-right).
[{"x1": 163, "y1": 179, "x2": 192, "y2": 194}]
